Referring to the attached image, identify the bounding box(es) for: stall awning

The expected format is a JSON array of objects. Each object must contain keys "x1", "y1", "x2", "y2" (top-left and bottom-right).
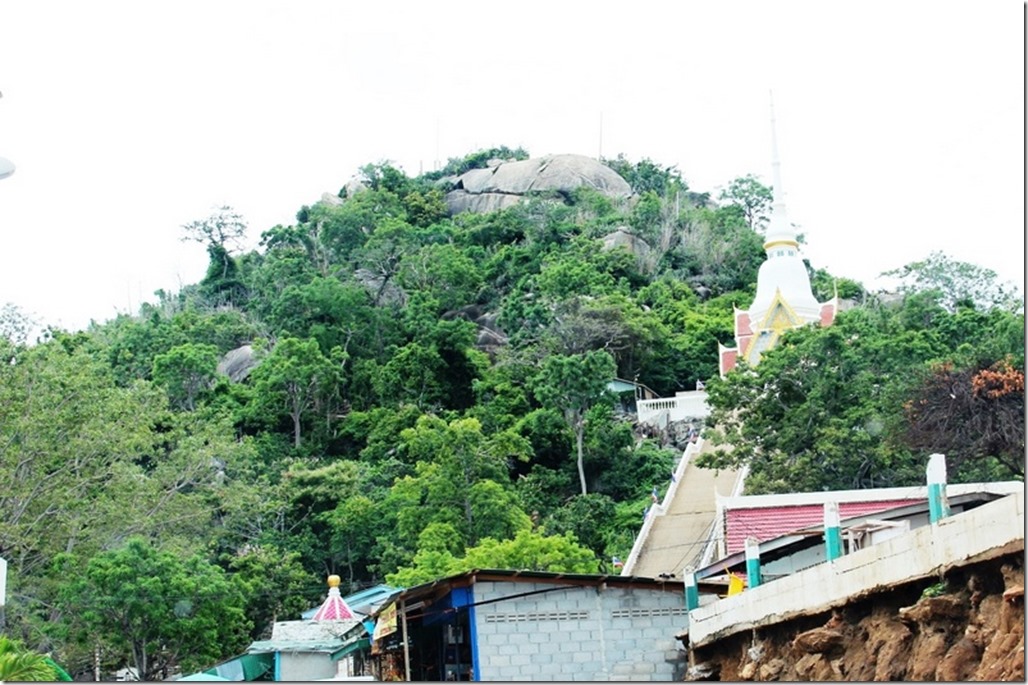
[{"x1": 330, "y1": 637, "x2": 371, "y2": 662}]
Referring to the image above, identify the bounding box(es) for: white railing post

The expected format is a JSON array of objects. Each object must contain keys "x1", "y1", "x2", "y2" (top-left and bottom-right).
[{"x1": 927, "y1": 453, "x2": 949, "y2": 523}]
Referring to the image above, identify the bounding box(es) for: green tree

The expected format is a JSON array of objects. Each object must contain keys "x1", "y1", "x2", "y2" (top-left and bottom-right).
[
  {"x1": 182, "y1": 207, "x2": 250, "y2": 307},
  {"x1": 0, "y1": 302, "x2": 38, "y2": 346},
  {"x1": 0, "y1": 636, "x2": 58, "y2": 682},
  {"x1": 317, "y1": 190, "x2": 406, "y2": 267},
  {"x1": 392, "y1": 416, "x2": 531, "y2": 548},
  {"x1": 181, "y1": 205, "x2": 248, "y2": 252},
  {"x1": 674, "y1": 204, "x2": 765, "y2": 296},
  {"x1": 460, "y1": 529, "x2": 598, "y2": 573},
  {"x1": 225, "y1": 546, "x2": 316, "y2": 639},
  {"x1": 398, "y1": 243, "x2": 483, "y2": 314},
  {"x1": 532, "y1": 351, "x2": 617, "y2": 495},
  {"x1": 698, "y1": 317, "x2": 916, "y2": 493},
  {"x1": 881, "y1": 251, "x2": 1023, "y2": 313},
  {"x1": 424, "y1": 146, "x2": 530, "y2": 181},
  {"x1": 270, "y1": 459, "x2": 367, "y2": 574},
  {"x1": 249, "y1": 337, "x2": 342, "y2": 448},
  {"x1": 358, "y1": 162, "x2": 412, "y2": 196},
  {"x1": 55, "y1": 538, "x2": 251, "y2": 681},
  {"x1": 371, "y1": 342, "x2": 447, "y2": 410},
  {"x1": 542, "y1": 294, "x2": 666, "y2": 381},
  {"x1": 266, "y1": 276, "x2": 378, "y2": 357},
  {"x1": 402, "y1": 188, "x2": 449, "y2": 228},
  {"x1": 0, "y1": 339, "x2": 162, "y2": 578},
  {"x1": 541, "y1": 493, "x2": 617, "y2": 555},
  {"x1": 327, "y1": 495, "x2": 380, "y2": 589},
  {"x1": 601, "y1": 154, "x2": 685, "y2": 198},
  {"x1": 151, "y1": 342, "x2": 220, "y2": 411},
  {"x1": 386, "y1": 529, "x2": 598, "y2": 587},
  {"x1": 718, "y1": 174, "x2": 772, "y2": 233}
]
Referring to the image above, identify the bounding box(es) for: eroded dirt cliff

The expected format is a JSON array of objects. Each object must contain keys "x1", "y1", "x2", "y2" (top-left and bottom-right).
[{"x1": 689, "y1": 554, "x2": 1024, "y2": 681}]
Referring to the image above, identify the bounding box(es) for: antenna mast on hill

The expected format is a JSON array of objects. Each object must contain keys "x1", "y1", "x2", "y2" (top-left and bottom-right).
[
  {"x1": 434, "y1": 118, "x2": 440, "y2": 171},
  {"x1": 598, "y1": 111, "x2": 604, "y2": 160}
]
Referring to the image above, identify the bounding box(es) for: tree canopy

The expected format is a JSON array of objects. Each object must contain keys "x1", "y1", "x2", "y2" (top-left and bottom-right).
[{"x1": 2, "y1": 148, "x2": 1021, "y2": 678}]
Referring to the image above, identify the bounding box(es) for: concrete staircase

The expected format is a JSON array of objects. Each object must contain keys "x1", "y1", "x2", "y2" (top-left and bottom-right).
[{"x1": 623, "y1": 438, "x2": 743, "y2": 578}]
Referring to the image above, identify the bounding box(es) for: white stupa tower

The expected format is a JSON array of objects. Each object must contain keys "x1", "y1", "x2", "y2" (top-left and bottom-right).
[{"x1": 719, "y1": 96, "x2": 837, "y2": 375}]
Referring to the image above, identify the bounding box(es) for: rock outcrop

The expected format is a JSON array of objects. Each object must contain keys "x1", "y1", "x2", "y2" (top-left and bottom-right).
[
  {"x1": 441, "y1": 304, "x2": 509, "y2": 356},
  {"x1": 218, "y1": 344, "x2": 259, "y2": 382},
  {"x1": 601, "y1": 227, "x2": 652, "y2": 256},
  {"x1": 445, "y1": 154, "x2": 632, "y2": 215}
]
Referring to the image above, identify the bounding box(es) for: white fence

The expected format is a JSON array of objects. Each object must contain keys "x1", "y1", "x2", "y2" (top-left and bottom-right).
[{"x1": 636, "y1": 391, "x2": 710, "y2": 428}]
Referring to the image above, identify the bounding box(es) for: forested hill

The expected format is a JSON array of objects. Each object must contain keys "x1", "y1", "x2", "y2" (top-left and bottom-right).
[{"x1": 0, "y1": 148, "x2": 1022, "y2": 680}]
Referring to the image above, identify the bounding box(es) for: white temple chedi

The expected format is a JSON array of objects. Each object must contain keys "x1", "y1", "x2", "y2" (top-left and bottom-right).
[{"x1": 718, "y1": 99, "x2": 837, "y2": 376}]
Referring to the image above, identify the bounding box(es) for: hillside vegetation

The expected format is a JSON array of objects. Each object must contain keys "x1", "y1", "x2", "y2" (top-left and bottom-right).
[{"x1": 0, "y1": 149, "x2": 1022, "y2": 679}]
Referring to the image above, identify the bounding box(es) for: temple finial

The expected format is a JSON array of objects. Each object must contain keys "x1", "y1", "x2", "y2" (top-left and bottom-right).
[
  {"x1": 763, "y1": 91, "x2": 797, "y2": 250},
  {"x1": 769, "y1": 90, "x2": 784, "y2": 202}
]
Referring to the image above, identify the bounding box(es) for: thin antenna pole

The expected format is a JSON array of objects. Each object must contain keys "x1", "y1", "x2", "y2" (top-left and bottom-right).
[
  {"x1": 434, "y1": 118, "x2": 440, "y2": 171},
  {"x1": 598, "y1": 111, "x2": 604, "y2": 160}
]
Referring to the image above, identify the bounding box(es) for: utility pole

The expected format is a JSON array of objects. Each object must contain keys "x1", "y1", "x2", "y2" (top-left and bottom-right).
[{"x1": 0, "y1": 555, "x2": 7, "y2": 632}]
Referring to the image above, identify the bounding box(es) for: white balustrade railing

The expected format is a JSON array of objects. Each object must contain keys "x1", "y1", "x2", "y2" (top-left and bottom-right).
[{"x1": 637, "y1": 390, "x2": 710, "y2": 427}]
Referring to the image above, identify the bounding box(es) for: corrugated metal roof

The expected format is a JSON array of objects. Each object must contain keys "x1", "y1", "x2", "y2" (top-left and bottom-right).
[
  {"x1": 370, "y1": 569, "x2": 684, "y2": 618},
  {"x1": 248, "y1": 638, "x2": 348, "y2": 654},
  {"x1": 725, "y1": 499, "x2": 923, "y2": 554}
]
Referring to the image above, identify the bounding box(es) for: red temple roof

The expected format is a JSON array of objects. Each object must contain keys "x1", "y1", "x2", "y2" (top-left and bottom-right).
[{"x1": 724, "y1": 499, "x2": 923, "y2": 554}]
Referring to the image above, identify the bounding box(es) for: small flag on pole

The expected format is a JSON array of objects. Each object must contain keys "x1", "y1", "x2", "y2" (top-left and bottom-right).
[
  {"x1": 612, "y1": 556, "x2": 624, "y2": 569},
  {"x1": 727, "y1": 570, "x2": 745, "y2": 596}
]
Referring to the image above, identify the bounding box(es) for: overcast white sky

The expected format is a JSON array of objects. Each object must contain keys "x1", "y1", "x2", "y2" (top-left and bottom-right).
[{"x1": 0, "y1": 1, "x2": 1023, "y2": 332}]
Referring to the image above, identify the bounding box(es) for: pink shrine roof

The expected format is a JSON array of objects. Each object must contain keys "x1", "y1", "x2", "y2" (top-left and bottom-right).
[{"x1": 311, "y1": 577, "x2": 356, "y2": 621}]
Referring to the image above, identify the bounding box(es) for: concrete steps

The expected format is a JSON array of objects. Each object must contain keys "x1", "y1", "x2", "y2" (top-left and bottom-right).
[{"x1": 627, "y1": 439, "x2": 742, "y2": 578}]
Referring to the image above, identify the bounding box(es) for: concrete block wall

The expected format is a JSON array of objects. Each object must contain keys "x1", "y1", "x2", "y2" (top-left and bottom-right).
[
  {"x1": 472, "y1": 581, "x2": 687, "y2": 681},
  {"x1": 279, "y1": 652, "x2": 336, "y2": 681}
]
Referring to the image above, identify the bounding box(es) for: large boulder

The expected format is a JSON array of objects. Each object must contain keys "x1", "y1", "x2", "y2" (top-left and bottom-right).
[
  {"x1": 601, "y1": 227, "x2": 651, "y2": 256},
  {"x1": 442, "y1": 304, "x2": 509, "y2": 356},
  {"x1": 445, "y1": 154, "x2": 632, "y2": 215},
  {"x1": 218, "y1": 344, "x2": 260, "y2": 383},
  {"x1": 320, "y1": 191, "x2": 344, "y2": 207},
  {"x1": 355, "y1": 268, "x2": 407, "y2": 306}
]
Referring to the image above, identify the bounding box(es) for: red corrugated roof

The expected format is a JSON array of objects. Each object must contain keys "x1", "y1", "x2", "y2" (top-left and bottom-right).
[{"x1": 725, "y1": 499, "x2": 923, "y2": 554}]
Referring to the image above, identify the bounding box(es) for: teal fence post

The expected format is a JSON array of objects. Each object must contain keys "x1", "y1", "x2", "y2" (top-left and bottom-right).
[
  {"x1": 744, "y1": 537, "x2": 761, "y2": 590},
  {"x1": 824, "y1": 501, "x2": 842, "y2": 561},
  {"x1": 683, "y1": 566, "x2": 699, "y2": 610},
  {"x1": 927, "y1": 453, "x2": 949, "y2": 523}
]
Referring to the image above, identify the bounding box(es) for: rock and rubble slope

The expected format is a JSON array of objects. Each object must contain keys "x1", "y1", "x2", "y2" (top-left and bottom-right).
[{"x1": 688, "y1": 553, "x2": 1024, "y2": 681}]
